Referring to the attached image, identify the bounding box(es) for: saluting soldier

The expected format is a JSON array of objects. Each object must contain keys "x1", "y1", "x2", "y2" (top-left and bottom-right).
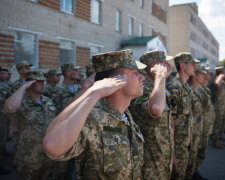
[{"x1": 43, "y1": 49, "x2": 146, "y2": 180}]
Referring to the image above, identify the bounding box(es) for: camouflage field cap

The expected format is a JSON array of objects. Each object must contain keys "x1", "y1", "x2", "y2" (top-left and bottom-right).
[
  {"x1": 195, "y1": 65, "x2": 206, "y2": 74},
  {"x1": 16, "y1": 61, "x2": 32, "y2": 70},
  {"x1": 174, "y1": 52, "x2": 196, "y2": 65},
  {"x1": 61, "y1": 63, "x2": 81, "y2": 73},
  {"x1": 85, "y1": 63, "x2": 95, "y2": 77},
  {"x1": 140, "y1": 50, "x2": 167, "y2": 65},
  {"x1": 92, "y1": 49, "x2": 146, "y2": 73},
  {"x1": 215, "y1": 66, "x2": 225, "y2": 73},
  {"x1": 46, "y1": 69, "x2": 62, "y2": 77},
  {"x1": 0, "y1": 66, "x2": 9, "y2": 72},
  {"x1": 25, "y1": 71, "x2": 46, "y2": 81}
]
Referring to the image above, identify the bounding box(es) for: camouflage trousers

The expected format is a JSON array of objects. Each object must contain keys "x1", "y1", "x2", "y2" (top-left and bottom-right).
[
  {"x1": 0, "y1": 115, "x2": 7, "y2": 158},
  {"x1": 212, "y1": 110, "x2": 224, "y2": 141},
  {"x1": 51, "y1": 161, "x2": 69, "y2": 180},
  {"x1": 196, "y1": 134, "x2": 209, "y2": 167}
]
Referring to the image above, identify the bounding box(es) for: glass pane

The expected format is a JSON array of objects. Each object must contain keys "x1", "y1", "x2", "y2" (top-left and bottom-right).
[
  {"x1": 60, "y1": 40, "x2": 73, "y2": 49},
  {"x1": 92, "y1": 0, "x2": 100, "y2": 24},
  {"x1": 115, "y1": 11, "x2": 120, "y2": 31},
  {"x1": 60, "y1": 49, "x2": 75, "y2": 65}
]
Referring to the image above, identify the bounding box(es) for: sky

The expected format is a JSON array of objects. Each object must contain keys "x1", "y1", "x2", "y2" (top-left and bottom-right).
[{"x1": 169, "y1": 0, "x2": 225, "y2": 61}]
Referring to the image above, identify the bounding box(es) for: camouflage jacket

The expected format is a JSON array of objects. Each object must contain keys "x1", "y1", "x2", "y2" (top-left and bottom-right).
[
  {"x1": 211, "y1": 81, "x2": 225, "y2": 110},
  {"x1": 0, "y1": 82, "x2": 11, "y2": 111},
  {"x1": 4, "y1": 93, "x2": 56, "y2": 165},
  {"x1": 44, "y1": 83, "x2": 62, "y2": 114},
  {"x1": 167, "y1": 75, "x2": 193, "y2": 158},
  {"x1": 50, "y1": 98, "x2": 144, "y2": 180},
  {"x1": 131, "y1": 77, "x2": 174, "y2": 180},
  {"x1": 59, "y1": 81, "x2": 80, "y2": 110},
  {"x1": 11, "y1": 79, "x2": 25, "y2": 94},
  {"x1": 198, "y1": 85, "x2": 215, "y2": 137}
]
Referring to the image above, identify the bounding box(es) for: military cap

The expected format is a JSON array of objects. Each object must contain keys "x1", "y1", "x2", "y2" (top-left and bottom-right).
[
  {"x1": 195, "y1": 65, "x2": 206, "y2": 74},
  {"x1": 45, "y1": 69, "x2": 62, "y2": 77},
  {"x1": 16, "y1": 61, "x2": 32, "y2": 70},
  {"x1": 92, "y1": 49, "x2": 146, "y2": 73},
  {"x1": 61, "y1": 63, "x2": 81, "y2": 73},
  {"x1": 174, "y1": 52, "x2": 196, "y2": 65},
  {"x1": 0, "y1": 66, "x2": 9, "y2": 72},
  {"x1": 205, "y1": 66, "x2": 211, "y2": 71},
  {"x1": 25, "y1": 71, "x2": 46, "y2": 81},
  {"x1": 215, "y1": 66, "x2": 225, "y2": 73},
  {"x1": 140, "y1": 50, "x2": 167, "y2": 65}
]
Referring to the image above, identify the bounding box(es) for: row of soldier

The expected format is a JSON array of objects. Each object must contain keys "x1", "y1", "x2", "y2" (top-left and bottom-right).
[{"x1": 0, "y1": 49, "x2": 224, "y2": 180}]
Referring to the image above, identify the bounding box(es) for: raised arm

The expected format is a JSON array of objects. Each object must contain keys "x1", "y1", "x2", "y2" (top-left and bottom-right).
[
  {"x1": 148, "y1": 63, "x2": 168, "y2": 117},
  {"x1": 42, "y1": 75, "x2": 127, "y2": 157},
  {"x1": 5, "y1": 80, "x2": 36, "y2": 112},
  {"x1": 215, "y1": 74, "x2": 225, "y2": 87}
]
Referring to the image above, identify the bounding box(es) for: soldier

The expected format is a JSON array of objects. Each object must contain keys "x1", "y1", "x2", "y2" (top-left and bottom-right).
[
  {"x1": 4, "y1": 71, "x2": 56, "y2": 180},
  {"x1": 195, "y1": 66, "x2": 216, "y2": 179},
  {"x1": 211, "y1": 66, "x2": 225, "y2": 148},
  {"x1": 0, "y1": 67, "x2": 11, "y2": 174},
  {"x1": 12, "y1": 60, "x2": 32, "y2": 92},
  {"x1": 44, "y1": 69, "x2": 62, "y2": 115},
  {"x1": 85, "y1": 63, "x2": 95, "y2": 77},
  {"x1": 167, "y1": 52, "x2": 197, "y2": 180},
  {"x1": 185, "y1": 64, "x2": 204, "y2": 180},
  {"x1": 131, "y1": 50, "x2": 174, "y2": 180},
  {"x1": 43, "y1": 49, "x2": 146, "y2": 179}
]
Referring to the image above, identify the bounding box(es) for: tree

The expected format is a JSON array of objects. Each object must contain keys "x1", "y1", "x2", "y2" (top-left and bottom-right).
[{"x1": 220, "y1": 59, "x2": 225, "y2": 68}]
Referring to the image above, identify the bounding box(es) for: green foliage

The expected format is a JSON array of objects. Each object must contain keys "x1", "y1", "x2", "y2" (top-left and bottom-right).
[{"x1": 220, "y1": 59, "x2": 225, "y2": 68}]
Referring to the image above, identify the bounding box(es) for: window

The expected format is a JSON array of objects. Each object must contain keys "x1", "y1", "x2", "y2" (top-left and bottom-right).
[
  {"x1": 60, "y1": 0, "x2": 74, "y2": 14},
  {"x1": 60, "y1": 40, "x2": 75, "y2": 65},
  {"x1": 139, "y1": 22, "x2": 144, "y2": 37},
  {"x1": 140, "y1": 0, "x2": 144, "y2": 8},
  {"x1": 15, "y1": 32, "x2": 38, "y2": 68},
  {"x1": 91, "y1": 0, "x2": 101, "y2": 24},
  {"x1": 149, "y1": 26, "x2": 153, "y2": 36},
  {"x1": 115, "y1": 10, "x2": 121, "y2": 32},
  {"x1": 129, "y1": 17, "x2": 134, "y2": 36},
  {"x1": 90, "y1": 46, "x2": 101, "y2": 62},
  {"x1": 150, "y1": 0, "x2": 153, "y2": 13}
]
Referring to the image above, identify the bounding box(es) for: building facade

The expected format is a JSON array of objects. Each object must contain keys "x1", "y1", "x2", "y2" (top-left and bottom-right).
[
  {"x1": 0, "y1": 0, "x2": 169, "y2": 80},
  {"x1": 168, "y1": 3, "x2": 219, "y2": 68}
]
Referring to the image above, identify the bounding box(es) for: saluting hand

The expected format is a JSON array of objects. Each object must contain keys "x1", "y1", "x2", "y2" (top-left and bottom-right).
[
  {"x1": 90, "y1": 75, "x2": 127, "y2": 98},
  {"x1": 23, "y1": 80, "x2": 36, "y2": 89},
  {"x1": 150, "y1": 63, "x2": 170, "y2": 78}
]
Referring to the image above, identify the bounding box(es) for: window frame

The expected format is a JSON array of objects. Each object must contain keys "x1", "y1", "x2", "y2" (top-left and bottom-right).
[
  {"x1": 129, "y1": 16, "x2": 134, "y2": 36},
  {"x1": 88, "y1": 43, "x2": 104, "y2": 62},
  {"x1": 59, "y1": 38, "x2": 76, "y2": 65},
  {"x1": 91, "y1": 0, "x2": 102, "y2": 25},
  {"x1": 139, "y1": 22, "x2": 144, "y2": 37},
  {"x1": 60, "y1": 0, "x2": 75, "y2": 15},
  {"x1": 115, "y1": 10, "x2": 121, "y2": 32}
]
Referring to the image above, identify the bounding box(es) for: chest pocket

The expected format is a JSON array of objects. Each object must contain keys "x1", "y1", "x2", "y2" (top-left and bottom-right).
[
  {"x1": 181, "y1": 93, "x2": 190, "y2": 115},
  {"x1": 102, "y1": 129, "x2": 130, "y2": 174}
]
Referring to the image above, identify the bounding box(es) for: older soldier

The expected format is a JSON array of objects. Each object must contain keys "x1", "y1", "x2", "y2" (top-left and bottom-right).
[
  {"x1": 4, "y1": 71, "x2": 56, "y2": 180},
  {"x1": 44, "y1": 69, "x2": 62, "y2": 115},
  {"x1": 131, "y1": 50, "x2": 174, "y2": 180},
  {"x1": 86, "y1": 63, "x2": 95, "y2": 77},
  {"x1": 43, "y1": 49, "x2": 146, "y2": 180},
  {"x1": 167, "y1": 52, "x2": 196, "y2": 180},
  {"x1": 185, "y1": 64, "x2": 204, "y2": 180},
  {"x1": 211, "y1": 66, "x2": 225, "y2": 148}
]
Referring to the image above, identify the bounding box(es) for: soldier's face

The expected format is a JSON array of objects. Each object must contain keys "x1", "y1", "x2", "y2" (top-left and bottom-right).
[
  {"x1": 30, "y1": 80, "x2": 45, "y2": 94},
  {"x1": 19, "y1": 66, "x2": 31, "y2": 75},
  {"x1": 50, "y1": 74, "x2": 61, "y2": 84},
  {"x1": 120, "y1": 68, "x2": 145, "y2": 99},
  {"x1": 185, "y1": 62, "x2": 195, "y2": 76},
  {"x1": 70, "y1": 69, "x2": 80, "y2": 81},
  {"x1": 195, "y1": 72, "x2": 204, "y2": 83},
  {"x1": 0, "y1": 70, "x2": 9, "y2": 82}
]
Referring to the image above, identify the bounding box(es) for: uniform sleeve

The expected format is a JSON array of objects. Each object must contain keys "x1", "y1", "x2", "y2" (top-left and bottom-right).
[
  {"x1": 47, "y1": 115, "x2": 92, "y2": 161},
  {"x1": 167, "y1": 83, "x2": 180, "y2": 115}
]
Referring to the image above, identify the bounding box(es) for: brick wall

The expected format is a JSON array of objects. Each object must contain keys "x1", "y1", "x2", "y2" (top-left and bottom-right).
[
  {"x1": 152, "y1": 3, "x2": 158, "y2": 17},
  {"x1": 76, "y1": 46, "x2": 90, "y2": 68},
  {"x1": 39, "y1": 40, "x2": 60, "y2": 69},
  {"x1": 76, "y1": 0, "x2": 91, "y2": 21},
  {"x1": 0, "y1": 33, "x2": 14, "y2": 67},
  {"x1": 39, "y1": 0, "x2": 60, "y2": 11}
]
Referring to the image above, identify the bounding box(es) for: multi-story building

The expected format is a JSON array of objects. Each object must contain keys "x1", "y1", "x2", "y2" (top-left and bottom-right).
[
  {"x1": 0, "y1": 0, "x2": 169, "y2": 80},
  {"x1": 168, "y1": 3, "x2": 219, "y2": 68}
]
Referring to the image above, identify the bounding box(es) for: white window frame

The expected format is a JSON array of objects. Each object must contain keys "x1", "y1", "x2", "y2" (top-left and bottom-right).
[
  {"x1": 58, "y1": 37, "x2": 76, "y2": 65},
  {"x1": 150, "y1": 0, "x2": 153, "y2": 14},
  {"x1": 88, "y1": 43, "x2": 104, "y2": 62},
  {"x1": 60, "y1": 0, "x2": 75, "y2": 15},
  {"x1": 129, "y1": 16, "x2": 134, "y2": 36},
  {"x1": 139, "y1": 22, "x2": 144, "y2": 37},
  {"x1": 115, "y1": 10, "x2": 121, "y2": 32},
  {"x1": 91, "y1": 0, "x2": 102, "y2": 24}
]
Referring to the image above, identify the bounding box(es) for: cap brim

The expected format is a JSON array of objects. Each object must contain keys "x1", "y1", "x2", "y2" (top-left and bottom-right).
[{"x1": 135, "y1": 61, "x2": 147, "y2": 70}]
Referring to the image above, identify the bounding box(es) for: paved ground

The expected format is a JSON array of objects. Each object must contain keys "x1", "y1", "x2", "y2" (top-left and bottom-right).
[{"x1": 1, "y1": 138, "x2": 225, "y2": 180}]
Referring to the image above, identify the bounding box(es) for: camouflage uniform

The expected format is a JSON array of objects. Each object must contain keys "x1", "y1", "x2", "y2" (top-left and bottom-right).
[
  {"x1": 130, "y1": 50, "x2": 174, "y2": 180},
  {"x1": 132, "y1": 77, "x2": 174, "y2": 180},
  {"x1": 166, "y1": 52, "x2": 199, "y2": 180},
  {"x1": 196, "y1": 85, "x2": 215, "y2": 166},
  {"x1": 49, "y1": 98, "x2": 144, "y2": 180},
  {"x1": 185, "y1": 86, "x2": 203, "y2": 180},
  {"x1": 4, "y1": 71, "x2": 56, "y2": 180},
  {"x1": 0, "y1": 82, "x2": 11, "y2": 158}
]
